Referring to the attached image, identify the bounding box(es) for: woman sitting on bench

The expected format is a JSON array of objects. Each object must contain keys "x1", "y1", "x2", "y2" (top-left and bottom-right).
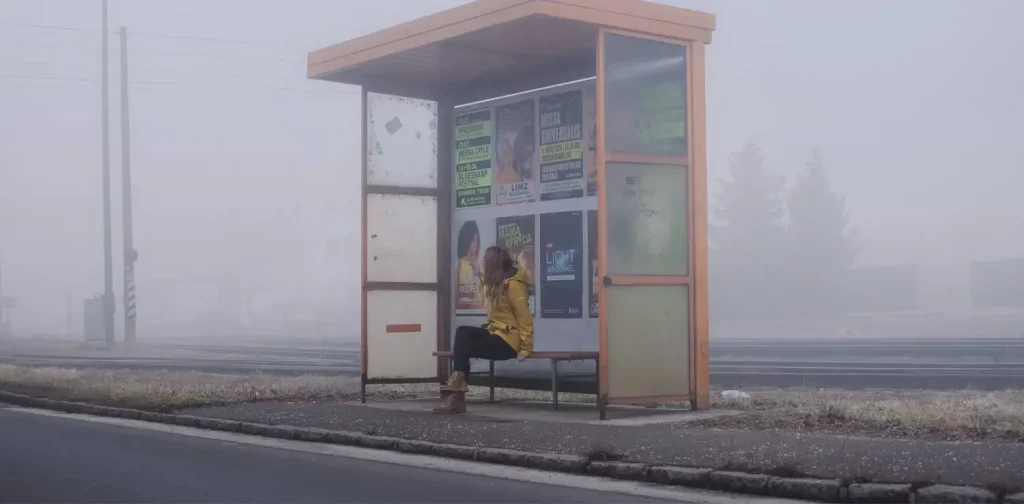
[{"x1": 435, "y1": 246, "x2": 534, "y2": 414}]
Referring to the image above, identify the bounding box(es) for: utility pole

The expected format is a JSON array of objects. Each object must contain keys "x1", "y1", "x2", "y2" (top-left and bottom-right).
[
  {"x1": 101, "y1": 0, "x2": 115, "y2": 348},
  {"x1": 120, "y1": 26, "x2": 137, "y2": 345},
  {"x1": 66, "y1": 290, "x2": 72, "y2": 337},
  {"x1": 0, "y1": 264, "x2": 4, "y2": 329}
]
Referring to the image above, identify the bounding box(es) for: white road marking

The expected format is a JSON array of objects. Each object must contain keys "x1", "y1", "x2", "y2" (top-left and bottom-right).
[{"x1": 4, "y1": 406, "x2": 800, "y2": 504}]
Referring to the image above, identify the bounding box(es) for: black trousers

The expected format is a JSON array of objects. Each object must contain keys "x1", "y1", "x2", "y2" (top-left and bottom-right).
[{"x1": 452, "y1": 325, "x2": 517, "y2": 373}]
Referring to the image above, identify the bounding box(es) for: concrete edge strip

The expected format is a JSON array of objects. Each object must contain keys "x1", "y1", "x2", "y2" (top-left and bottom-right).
[{"x1": 0, "y1": 391, "x2": 1013, "y2": 504}]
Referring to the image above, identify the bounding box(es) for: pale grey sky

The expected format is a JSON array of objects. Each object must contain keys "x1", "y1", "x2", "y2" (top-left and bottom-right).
[{"x1": 1, "y1": 0, "x2": 1022, "y2": 334}]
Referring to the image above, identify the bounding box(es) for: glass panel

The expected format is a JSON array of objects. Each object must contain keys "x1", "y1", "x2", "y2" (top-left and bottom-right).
[
  {"x1": 603, "y1": 33, "x2": 687, "y2": 157},
  {"x1": 606, "y1": 285, "x2": 690, "y2": 398},
  {"x1": 367, "y1": 92, "x2": 438, "y2": 188},
  {"x1": 606, "y1": 163, "x2": 688, "y2": 275},
  {"x1": 366, "y1": 194, "x2": 438, "y2": 283},
  {"x1": 367, "y1": 290, "x2": 437, "y2": 379}
]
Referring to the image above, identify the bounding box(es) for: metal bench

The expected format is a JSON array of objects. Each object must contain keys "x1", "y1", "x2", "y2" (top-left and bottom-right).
[{"x1": 432, "y1": 351, "x2": 599, "y2": 414}]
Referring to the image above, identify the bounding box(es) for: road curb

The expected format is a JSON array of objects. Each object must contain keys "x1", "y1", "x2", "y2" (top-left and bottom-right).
[{"x1": 0, "y1": 390, "x2": 1007, "y2": 504}]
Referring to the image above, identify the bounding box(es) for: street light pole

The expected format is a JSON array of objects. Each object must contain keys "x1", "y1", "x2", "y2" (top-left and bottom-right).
[{"x1": 101, "y1": 0, "x2": 115, "y2": 348}]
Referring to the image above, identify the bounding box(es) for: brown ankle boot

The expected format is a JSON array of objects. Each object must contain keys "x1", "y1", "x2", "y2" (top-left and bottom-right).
[
  {"x1": 440, "y1": 371, "x2": 469, "y2": 395},
  {"x1": 432, "y1": 392, "x2": 466, "y2": 414}
]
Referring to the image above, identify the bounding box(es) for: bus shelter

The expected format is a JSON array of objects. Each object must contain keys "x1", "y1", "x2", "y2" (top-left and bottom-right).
[{"x1": 308, "y1": 0, "x2": 715, "y2": 418}]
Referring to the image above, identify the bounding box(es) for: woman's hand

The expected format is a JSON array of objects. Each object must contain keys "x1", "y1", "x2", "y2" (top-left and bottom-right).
[{"x1": 515, "y1": 249, "x2": 530, "y2": 269}]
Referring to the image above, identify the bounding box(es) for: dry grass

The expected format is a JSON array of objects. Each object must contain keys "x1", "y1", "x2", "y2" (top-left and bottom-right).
[
  {"x1": 0, "y1": 365, "x2": 371, "y2": 411},
  {"x1": 0, "y1": 364, "x2": 559, "y2": 411},
  {"x1": 702, "y1": 388, "x2": 1024, "y2": 441},
  {"x1": 3, "y1": 364, "x2": 1024, "y2": 441}
]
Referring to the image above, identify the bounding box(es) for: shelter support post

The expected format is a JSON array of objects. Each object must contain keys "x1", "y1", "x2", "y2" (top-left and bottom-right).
[{"x1": 437, "y1": 98, "x2": 455, "y2": 383}]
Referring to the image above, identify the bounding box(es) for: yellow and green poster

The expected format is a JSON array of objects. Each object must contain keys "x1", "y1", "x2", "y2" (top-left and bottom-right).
[{"x1": 455, "y1": 109, "x2": 493, "y2": 209}]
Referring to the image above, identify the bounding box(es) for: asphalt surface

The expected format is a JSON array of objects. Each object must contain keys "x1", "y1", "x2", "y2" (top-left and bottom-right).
[{"x1": 0, "y1": 406, "x2": 669, "y2": 503}]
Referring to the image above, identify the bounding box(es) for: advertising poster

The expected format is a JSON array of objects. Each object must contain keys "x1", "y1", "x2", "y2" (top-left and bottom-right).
[
  {"x1": 540, "y1": 211, "x2": 583, "y2": 319},
  {"x1": 539, "y1": 90, "x2": 585, "y2": 201},
  {"x1": 635, "y1": 79, "x2": 687, "y2": 155},
  {"x1": 496, "y1": 215, "x2": 536, "y2": 314},
  {"x1": 495, "y1": 100, "x2": 537, "y2": 205},
  {"x1": 454, "y1": 109, "x2": 493, "y2": 209},
  {"x1": 454, "y1": 216, "x2": 495, "y2": 314},
  {"x1": 588, "y1": 210, "x2": 599, "y2": 318},
  {"x1": 585, "y1": 85, "x2": 598, "y2": 197}
]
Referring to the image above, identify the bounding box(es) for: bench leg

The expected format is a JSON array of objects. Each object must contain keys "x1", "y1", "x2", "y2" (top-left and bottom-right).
[
  {"x1": 551, "y1": 360, "x2": 559, "y2": 410},
  {"x1": 489, "y1": 360, "x2": 495, "y2": 403}
]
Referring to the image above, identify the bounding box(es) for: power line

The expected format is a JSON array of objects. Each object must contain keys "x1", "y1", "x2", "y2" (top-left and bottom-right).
[
  {"x1": 1, "y1": 39, "x2": 306, "y2": 66},
  {"x1": 0, "y1": 22, "x2": 311, "y2": 49},
  {"x1": 0, "y1": 72, "x2": 95, "y2": 83},
  {"x1": 0, "y1": 40, "x2": 94, "y2": 50},
  {"x1": 129, "y1": 48, "x2": 305, "y2": 65},
  {"x1": 130, "y1": 79, "x2": 352, "y2": 96},
  {"x1": 0, "y1": 21, "x2": 94, "y2": 33},
  {"x1": 1, "y1": 62, "x2": 319, "y2": 90},
  {"x1": 0, "y1": 71, "x2": 353, "y2": 96},
  {"x1": 3, "y1": 37, "x2": 308, "y2": 68},
  {"x1": 129, "y1": 30, "x2": 310, "y2": 50}
]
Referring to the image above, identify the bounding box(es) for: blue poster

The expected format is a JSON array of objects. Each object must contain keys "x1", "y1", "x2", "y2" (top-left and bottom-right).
[{"x1": 540, "y1": 211, "x2": 583, "y2": 319}]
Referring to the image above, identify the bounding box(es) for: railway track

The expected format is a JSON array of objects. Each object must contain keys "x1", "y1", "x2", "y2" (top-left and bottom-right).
[{"x1": 4, "y1": 338, "x2": 1024, "y2": 389}]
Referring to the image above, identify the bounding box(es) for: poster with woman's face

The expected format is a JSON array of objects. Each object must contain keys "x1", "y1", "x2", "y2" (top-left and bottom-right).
[
  {"x1": 494, "y1": 100, "x2": 537, "y2": 205},
  {"x1": 454, "y1": 216, "x2": 495, "y2": 314}
]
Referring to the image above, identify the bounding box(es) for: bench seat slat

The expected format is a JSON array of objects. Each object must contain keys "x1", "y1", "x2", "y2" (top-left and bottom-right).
[{"x1": 432, "y1": 351, "x2": 597, "y2": 360}]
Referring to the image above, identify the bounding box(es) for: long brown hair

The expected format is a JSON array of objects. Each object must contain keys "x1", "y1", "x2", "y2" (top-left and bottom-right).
[{"x1": 481, "y1": 246, "x2": 514, "y2": 308}]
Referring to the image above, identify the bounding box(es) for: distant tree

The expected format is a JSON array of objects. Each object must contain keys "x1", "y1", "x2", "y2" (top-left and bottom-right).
[
  {"x1": 784, "y1": 148, "x2": 859, "y2": 316},
  {"x1": 710, "y1": 141, "x2": 789, "y2": 320}
]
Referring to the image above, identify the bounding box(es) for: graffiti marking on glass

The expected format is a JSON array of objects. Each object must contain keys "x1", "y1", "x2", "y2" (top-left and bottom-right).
[{"x1": 607, "y1": 164, "x2": 688, "y2": 276}]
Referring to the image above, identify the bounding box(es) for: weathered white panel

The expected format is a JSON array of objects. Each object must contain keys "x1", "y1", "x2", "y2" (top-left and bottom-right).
[
  {"x1": 367, "y1": 194, "x2": 437, "y2": 283},
  {"x1": 367, "y1": 290, "x2": 437, "y2": 379},
  {"x1": 367, "y1": 92, "x2": 438, "y2": 188}
]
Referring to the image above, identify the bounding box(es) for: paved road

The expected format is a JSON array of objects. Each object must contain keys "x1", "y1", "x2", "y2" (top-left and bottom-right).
[{"x1": 0, "y1": 407, "x2": 671, "y2": 503}]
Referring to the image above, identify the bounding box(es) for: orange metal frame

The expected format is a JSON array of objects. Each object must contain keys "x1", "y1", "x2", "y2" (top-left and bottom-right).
[
  {"x1": 364, "y1": 86, "x2": 372, "y2": 383},
  {"x1": 596, "y1": 27, "x2": 710, "y2": 411}
]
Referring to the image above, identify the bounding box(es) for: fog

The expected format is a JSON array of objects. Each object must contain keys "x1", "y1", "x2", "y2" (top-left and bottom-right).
[{"x1": 1, "y1": 0, "x2": 1022, "y2": 341}]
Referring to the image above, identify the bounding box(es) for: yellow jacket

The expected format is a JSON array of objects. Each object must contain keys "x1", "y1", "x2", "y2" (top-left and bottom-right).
[{"x1": 485, "y1": 267, "x2": 534, "y2": 358}]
